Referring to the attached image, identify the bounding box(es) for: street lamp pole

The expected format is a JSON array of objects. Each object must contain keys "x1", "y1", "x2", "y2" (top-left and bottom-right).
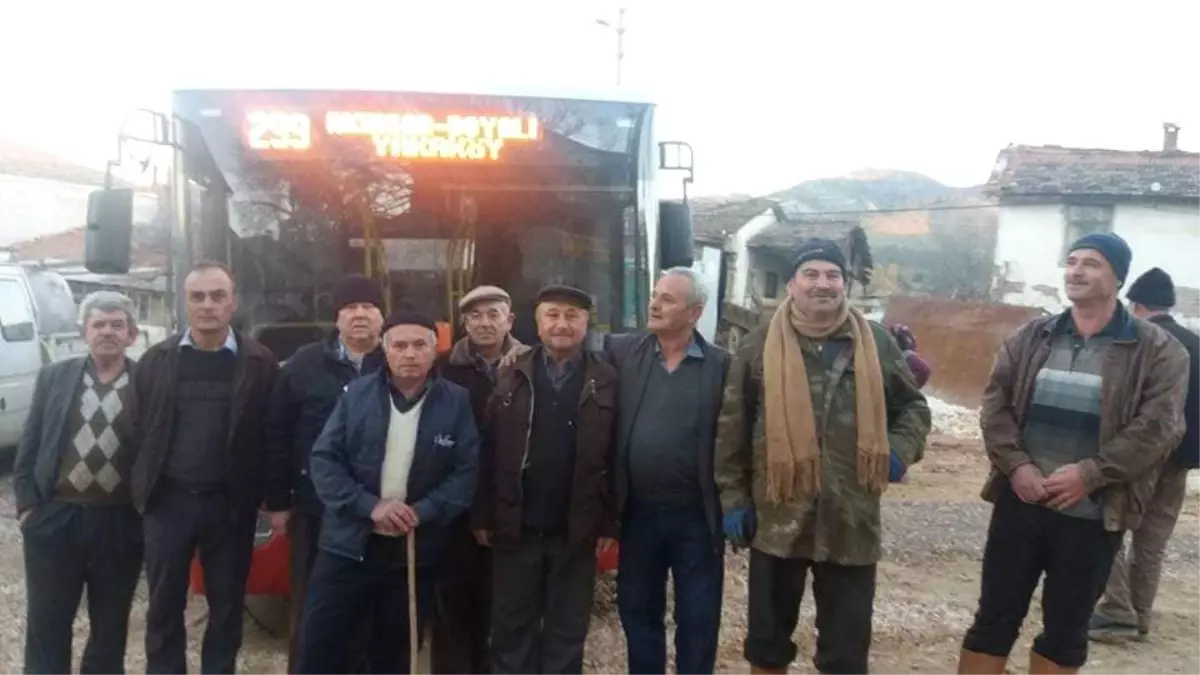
[{"x1": 595, "y1": 7, "x2": 626, "y2": 85}]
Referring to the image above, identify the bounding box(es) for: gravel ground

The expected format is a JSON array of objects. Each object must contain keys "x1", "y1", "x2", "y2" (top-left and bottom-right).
[{"x1": 0, "y1": 431, "x2": 1196, "y2": 673}]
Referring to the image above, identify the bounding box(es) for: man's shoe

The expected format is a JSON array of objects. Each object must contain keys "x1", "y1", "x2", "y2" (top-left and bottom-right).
[{"x1": 1087, "y1": 614, "x2": 1140, "y2": 641}]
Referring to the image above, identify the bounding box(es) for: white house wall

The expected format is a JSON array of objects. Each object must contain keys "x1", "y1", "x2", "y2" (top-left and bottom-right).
[
  {"x1": 0, "y1": 173, "x2": 159, "y2": 249},
  {"x1": 730, "y1": 209, "x2": 776, "y2": 307},
  {"x1": 995, "y1": 202, "x2": 1200, "y2": 316},
  {"x1": 994, "y1": 204, "x2": 1067, "y2": 310}
]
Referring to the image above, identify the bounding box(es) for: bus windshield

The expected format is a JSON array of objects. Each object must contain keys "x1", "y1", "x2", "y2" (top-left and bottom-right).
[{"x1": 173, "y1": 89, "x2": 654, "y2": 348}]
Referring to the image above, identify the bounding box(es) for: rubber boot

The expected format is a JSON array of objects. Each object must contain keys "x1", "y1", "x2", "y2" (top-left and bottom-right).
[
  {"x1": 749, "y1": 666, "x2": 788, "y2": 674},
  {"x1": 1029, "y1": 651, "x2": 1079, "y2": 674},
  {"x1": 956, "y1": 648, "x2": 1008, "y2": 674}
]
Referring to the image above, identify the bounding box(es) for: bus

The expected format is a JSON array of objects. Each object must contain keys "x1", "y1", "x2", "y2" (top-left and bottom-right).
[{"x1": 86, "y1": 87, "x2": 699, "y2": 355}]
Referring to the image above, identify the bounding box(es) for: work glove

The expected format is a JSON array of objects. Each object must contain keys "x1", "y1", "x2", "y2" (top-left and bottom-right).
[
  {"x1": 888, "y1": 448, "x2": 907, "y2": 483},
  {"x1": 722, "y1": 507, "x2": 756, "y2": 548}
]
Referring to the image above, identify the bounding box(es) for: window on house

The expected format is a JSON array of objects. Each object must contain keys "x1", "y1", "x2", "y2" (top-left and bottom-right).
[
  {"x1": 763, "y1": 271, "x2": 780, "y2": 299},
  {"x1": 138, "y1": 294, "x2": 150, "y2": 322},
  {"x1": 1061, "y1": 205, "x2": 1114, "y2": 264}
]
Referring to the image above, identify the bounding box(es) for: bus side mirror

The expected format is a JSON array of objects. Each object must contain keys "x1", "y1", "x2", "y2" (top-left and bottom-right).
[
  {"x1": 659, "y1": 200, "x2": 694, "y2": 270},
  {"x1": 85, "y1": 188, "x2": 135, "y2": 274}
]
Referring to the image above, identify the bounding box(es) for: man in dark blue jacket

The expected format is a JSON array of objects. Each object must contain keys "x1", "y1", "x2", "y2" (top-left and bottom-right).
[
  {"x1": 298, "y1": 308, "x2": 479, "y2": 674},
  {"x1": 263, "y1": 274, "x2": 387, "y2": 673},
  {"x1": 1090, "y1": 267, "x2": 1199, "y2": 642}
]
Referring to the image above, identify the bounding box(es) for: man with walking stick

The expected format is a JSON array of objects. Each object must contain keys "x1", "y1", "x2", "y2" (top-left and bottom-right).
[{"x1": 297, "y1": 308, "x2": 479, "y2": 674}]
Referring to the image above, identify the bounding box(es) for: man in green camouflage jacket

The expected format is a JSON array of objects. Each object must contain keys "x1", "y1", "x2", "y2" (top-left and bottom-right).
[{"x1": 715, "y1": 239, "x2": 931, "y2": 674}]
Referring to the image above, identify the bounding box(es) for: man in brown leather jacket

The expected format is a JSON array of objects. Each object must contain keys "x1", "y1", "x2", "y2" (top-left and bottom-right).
[
  {"x1": 957, "y1": 234, "x2": 1189, "y2": 675},
  {"x1": 472, "y1": 285, "x2": 619, "y2": 674}
]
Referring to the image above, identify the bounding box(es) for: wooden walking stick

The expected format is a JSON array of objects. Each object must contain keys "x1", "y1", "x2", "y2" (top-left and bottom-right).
[{"x1": 407, "y1": 529, "x2": 419, "y2": 674}]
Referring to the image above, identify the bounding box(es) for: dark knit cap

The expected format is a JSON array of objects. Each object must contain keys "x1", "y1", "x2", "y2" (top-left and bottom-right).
[
  {"x1": 535, "y1": 285, "x2": 593, "y2": 311},
  {"x1": 1068, "y1": 233, "x2": 1132, "y2": 286},
  {"x1": 383, "y1": 308, "x2": 438, "y2": 335},
  {"x1": 1126, "y1": 267, "x2": 1176, "y2": 309},
  {"x1": 332, "y1": 274, "x2": 384, "y2": 315},
  {"x1": 791, "y1": 238, "x2": 848, "y2": 276}
]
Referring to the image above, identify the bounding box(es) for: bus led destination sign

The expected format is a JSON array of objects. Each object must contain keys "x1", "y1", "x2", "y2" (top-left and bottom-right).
[
  {"x1": 327, "y1": 111, "x2": 540, "y2": 161},
  {"x1": 243, "y1": 109, "x2": 540, "y2": 161}
]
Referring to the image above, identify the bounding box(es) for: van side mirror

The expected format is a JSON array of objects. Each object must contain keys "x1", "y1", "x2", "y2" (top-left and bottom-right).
[
  {"x1": 658, "y1": 200, "x2": 695, "y2": 270},
  {"x1": 85, "y1": 188, "x2": 135, "y2": 274}
]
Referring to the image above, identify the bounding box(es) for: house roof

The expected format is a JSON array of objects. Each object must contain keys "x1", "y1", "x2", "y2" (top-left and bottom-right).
[
  {"x1": 11, "y1": 226, "x2": 167, "y2": 268},
  {"x1": 987, "y1": 144, "x2": 1200, "y2": 200},
  {"x1": 0, "y1": 138, "x2": 110, "y2": 186},
  {"x1": 747, "y1": 215, "x2": 859, "y2": 254},
  {"x1": 692, "y1": 197, "x2": 776, "y2": 244}
]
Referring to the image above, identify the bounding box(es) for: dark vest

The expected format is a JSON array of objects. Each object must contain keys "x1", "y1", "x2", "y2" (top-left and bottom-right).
[{"x1": 521, "y1": 358, "x2": 583, "y2": 533}]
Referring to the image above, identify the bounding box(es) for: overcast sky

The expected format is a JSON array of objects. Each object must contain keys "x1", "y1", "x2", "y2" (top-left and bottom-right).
[{"x1": 2, "y1": 0, "x2": 1196, "y2": 196}]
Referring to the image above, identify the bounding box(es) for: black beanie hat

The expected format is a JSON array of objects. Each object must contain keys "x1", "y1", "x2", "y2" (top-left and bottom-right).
[
  {"x1": 1126, "y1": 267, "x2": 1176, "y2": 309},
  {"x1": 332, "y1": 274, "x2": 384, "y2": 316},
  {"x1": 383, "y1": 308, "x2": 438, "y2": 335},
  {"x1": 1068, "y1": 233, "x2": 1132, "y2": 286},
  {"x1": 791, "y1": 238, "x2": 848, "y2": 276}
]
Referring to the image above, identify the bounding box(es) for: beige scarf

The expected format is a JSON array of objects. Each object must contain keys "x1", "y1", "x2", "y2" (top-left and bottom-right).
[{"x1": 763, "y1": 296, "x2": 890, "y2": 503}]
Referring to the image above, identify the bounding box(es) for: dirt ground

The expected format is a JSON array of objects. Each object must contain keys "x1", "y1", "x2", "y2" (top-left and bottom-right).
[{"x1": 0, "y1": 431, "x2": 1196, "y2": 673}]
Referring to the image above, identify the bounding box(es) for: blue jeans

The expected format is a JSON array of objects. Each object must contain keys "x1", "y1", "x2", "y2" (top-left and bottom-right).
[{"x1": 618, "y1": 501, "x2": 723, "y2": 674}]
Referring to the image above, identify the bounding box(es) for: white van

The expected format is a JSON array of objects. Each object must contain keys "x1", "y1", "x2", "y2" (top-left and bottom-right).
[{"x1": 0, "y1": 263, "x2": 156, "y2": 451}]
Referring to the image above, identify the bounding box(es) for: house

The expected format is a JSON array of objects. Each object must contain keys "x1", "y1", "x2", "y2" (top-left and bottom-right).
[
  {"x1": 11, "y1": 224, "x2": 172, "y2": 328},
  {"x1": 691, "y1": 198, "x2": 874, "y2": 342},
  {"x1": 988, "y1": 123, "x2": 1200, "y2": 319},
  {"x1": 0, "y1": 138, "x2": 118, "y2": 247}
]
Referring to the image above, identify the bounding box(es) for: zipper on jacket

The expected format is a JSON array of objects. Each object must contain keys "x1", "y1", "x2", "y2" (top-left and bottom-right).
[{"x1": 518, "y1": 369, "x2": 534, "y2": 499}]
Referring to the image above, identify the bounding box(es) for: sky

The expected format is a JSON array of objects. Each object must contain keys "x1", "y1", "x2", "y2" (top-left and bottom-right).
[{"x1": 1, "y1": 0, "x2": 1197, "y2": 197}]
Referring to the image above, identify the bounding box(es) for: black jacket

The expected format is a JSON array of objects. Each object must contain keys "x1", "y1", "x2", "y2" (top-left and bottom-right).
[
  {"x1": 1150, "y1": 315, "x2": 1199, "y2": 469},
  {"x1": 264, "y1": 334, "x2": 386, "y2": 514},
  {"x1": 310, "y1": 370, "x2": 479, "y2": 566},
  {"x1": 604, "y1": 331, "x2": 731, "y2": 553},
  {"x1": 130, "y1": 331, "x2": 279, "y2": 516},
  {"x1": 435, "y1": 335, "x2": 522, "y2": 425},
  {"x1": 13, "y1": 357, "x2": 138, "y2": 514}
]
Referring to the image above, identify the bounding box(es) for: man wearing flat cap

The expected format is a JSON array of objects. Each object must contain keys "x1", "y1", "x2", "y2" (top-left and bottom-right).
[
  {"x1": 299, "y1": 308, "x2": 479, "y2": 674},
  {"x1": 1089, "y1": 267, "x2": 1199, "y2": 643},
  {"x1": 959, "y1": 234, "x2": 1189, "y2": 674},
  {"x1": 264, "y1": 274, "x2": 388, "y2": 672},
  {"x1": 432, "y1": 284, "x2": 523, "y2": 674},
  {"x1": 715, "y1": 238, "x2": 930, "y2": 674},
  {"x1": 474, "y1": 285, "x2": 620, "y2": 674}
]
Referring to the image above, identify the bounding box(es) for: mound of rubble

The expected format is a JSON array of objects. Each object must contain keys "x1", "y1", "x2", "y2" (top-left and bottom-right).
[{"x1": 926, "y1": 397, "x2": 981, "y2": 440}]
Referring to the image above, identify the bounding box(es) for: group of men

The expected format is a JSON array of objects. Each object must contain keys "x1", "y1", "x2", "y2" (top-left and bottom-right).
[{"x1": 13, "y1": 229, "x2": 1197, "y2": 675}]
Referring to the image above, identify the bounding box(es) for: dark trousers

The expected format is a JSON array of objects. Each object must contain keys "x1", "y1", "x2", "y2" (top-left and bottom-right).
[
  {"x1": 618, "y1": 501, "x2": 723, "y2": 674},
  {"x1": 22, "y1": 501, "x2": 144, "y2": 675},
  {"x1": 287, "y1": 513, "x2": 320, "y2": 674},
  {"x1": 490, "y1": 532, "x2": 597, "y2": 674},
  {"x1": 963, "y1": 488, "x2": 1122, "y2": 668},
  {"x1": 432, "y1": 516, "x2": 492, "y2": 674},
  {"x1": 297, "y1": 537, "x2": 435, "y2": 674},
  {"x1": 746, "y1": 548, "x2": 876, "y2": 674},
  {"x1": 143, "y1": 487, "x2": 257, "y2": 675}
]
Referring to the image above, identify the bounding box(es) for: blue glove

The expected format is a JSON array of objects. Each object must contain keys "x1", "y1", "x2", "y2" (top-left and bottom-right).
[
  {"x1": 888, "y1": 449, "x2": 907, "y2": 483},
  {"x1": 723, "y1": 507, "x2": 756, "y2": 547}
]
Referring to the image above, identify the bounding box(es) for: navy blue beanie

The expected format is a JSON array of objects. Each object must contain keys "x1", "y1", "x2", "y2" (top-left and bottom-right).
[{"x1": 1068, "y1": 232, "x2": 1132, "y2": 286}]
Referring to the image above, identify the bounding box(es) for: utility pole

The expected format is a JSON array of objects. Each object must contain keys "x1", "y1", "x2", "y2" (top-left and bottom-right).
[{"x1": 595, "y1": 7, "x2": 626, "y2": 85}]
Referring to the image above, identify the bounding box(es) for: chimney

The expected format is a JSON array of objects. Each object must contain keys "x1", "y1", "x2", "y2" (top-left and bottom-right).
[{"x1": 1163, "y1": 122, "x2": 1180, "y2": 152}]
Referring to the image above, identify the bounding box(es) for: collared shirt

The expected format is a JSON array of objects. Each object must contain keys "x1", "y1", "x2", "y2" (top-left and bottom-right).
[
  {"x1": 180, "y1": 327, "x2": 238, "y2": 353},
  {"x1": 653, "y1": 335, "x2": 706, "y2": 366},
  {"x1": 337, "y1": 338, "x2": 375, "y2": 374},
  {"x1": 542, "y1": 348, "x2": 583, "y2": 392}
]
